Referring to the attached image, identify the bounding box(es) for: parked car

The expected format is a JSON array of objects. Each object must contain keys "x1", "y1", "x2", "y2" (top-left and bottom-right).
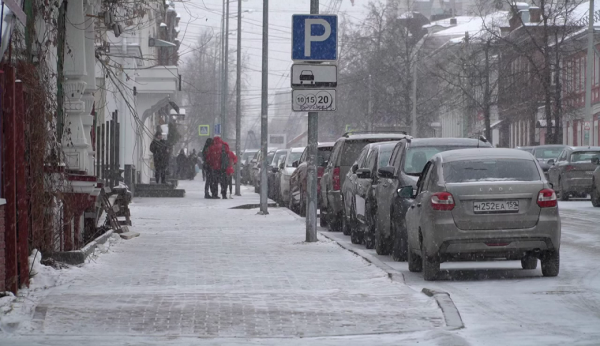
[
  {"x1": 253, "y1": 149, "x2": 276, "y2": 193},
  {"x1": 591, "y1": 156, "x2": 600, "y2": 207},
  {"x1": 288, "y1": 142, "x2": 334, "y2": 218},
  {"x1": 241, "y1": 149, "x2": 258, "y2": 184},
  {"x1": 279, "y1": 147, "x2": 305, "y2": 205},
  {"x1": 320, "y1": 132, "x2": 409, "y2": 233},
  {"x1": 341, "y1": 141, "x2": 397, "y2": 245},
  {"x1": 374, "y1": 137, "x2": 493, "y2": 258},
  {"x1": 403, "y1": 148, "x2": 561, "y2": 281},
  {"x1": 518, "y1": 145, "x2": 567, "y2": 180},
  {"x1": 268, "y1": 149, "x2": 289, "y2": 200},
  {"x1": 547, "y1": 146, "x2": 600, "y2": 200}
]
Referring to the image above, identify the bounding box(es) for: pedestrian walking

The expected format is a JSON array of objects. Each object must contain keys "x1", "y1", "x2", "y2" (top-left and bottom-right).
[
  {"x1": 150, "y1": 132, "x2": 169, "y2": 184},
  {"x1": 202, "y1": 138, "x2": 215, "y2": 198},
  {"x1": 207, "y1": 136, "x2": 231, "y2": 199},
  {"x1": 176, "y1": 149, "x2": 187, "y2": 179}
]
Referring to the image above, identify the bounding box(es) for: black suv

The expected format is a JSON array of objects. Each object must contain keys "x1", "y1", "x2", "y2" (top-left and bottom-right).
[
  {"x1": 320, "y1": 132, "x2": 409, "y2": 232},
  {"x1": 374, "y1": 137, "x2": 492, "y2": 259}
]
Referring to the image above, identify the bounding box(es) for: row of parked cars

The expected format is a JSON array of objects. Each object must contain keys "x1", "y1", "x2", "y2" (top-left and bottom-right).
[
  {"x1": 239, "y1": 144, "x2": 333, "y2": 213},
  {"x1": 239, "y1": 134, "x2": 600, "y2": 280}
]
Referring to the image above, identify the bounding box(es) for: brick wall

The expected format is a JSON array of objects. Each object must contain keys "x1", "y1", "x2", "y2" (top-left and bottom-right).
[{"x1": 0, "y1": 204, "x2": 5, "y2": 292}]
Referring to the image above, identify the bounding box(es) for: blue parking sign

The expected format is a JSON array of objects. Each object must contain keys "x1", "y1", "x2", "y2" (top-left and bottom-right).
[{"x1": 292, "y1": 15, "x2": 337, "y2": 61}]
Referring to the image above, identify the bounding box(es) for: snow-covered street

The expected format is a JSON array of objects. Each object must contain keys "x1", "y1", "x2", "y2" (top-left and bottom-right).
[
  {"x1": 2, "y1": 180, "x2": 455, "y2": 346},
  {"x1": 323, "y1": 198, "x2": 600, "y2": 346}
]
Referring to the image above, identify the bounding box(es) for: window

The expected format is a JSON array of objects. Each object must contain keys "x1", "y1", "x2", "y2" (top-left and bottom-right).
[
  {"x1": 378, "y1": 146, "x2": 394, "y2": 169},
  {"x1": 571, "y1": 151, "x2": 600, "y2": 162},
  {"x1": 443, "y1": 159, "x2": 540, "y2": 183},
  {"x1": 286, "y1": 151, "x2": 303, "y2": 167},
  {"x1": 416, "y1": 162, "x2": 432, "y2": 195},
  {"x1": 362, "y1": 148, "x2": 376, "y2": 169},
  {"x1": 317, "y1": 147, "x2": 332, "y2": 166},
  {"x1": 299, "y1": 148, "x2": 307, "y2": 163},
  {"x1": 534, "y1": 148, "x2": 564, "y2": 160}
]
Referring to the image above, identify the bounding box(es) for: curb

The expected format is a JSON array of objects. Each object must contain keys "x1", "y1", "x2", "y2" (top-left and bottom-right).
[
  {"x1": 422, "y1": 288, "x2": 465, "y2": 330},
  {"x1": 279, "y1": 206, "x2": 465, "y2": 330},
  {"x1": 319, "y1": 232, "x2": 405, "y2": 284},
  {"x1": 49, "y1": 230, "x2": 114, "y2": 265}
]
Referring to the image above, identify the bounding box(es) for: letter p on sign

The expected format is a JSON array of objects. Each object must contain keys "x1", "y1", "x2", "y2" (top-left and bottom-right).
[{"x1": 292, "y1": 15, "x2": 337, "y2": 61}]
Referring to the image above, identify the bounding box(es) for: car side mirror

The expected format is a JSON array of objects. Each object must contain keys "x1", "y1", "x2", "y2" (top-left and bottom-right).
[
  {"x1": 356, "y1": 168, "x2": 371, "y2": 179},
  {"x1": 547, "y1": 159, "x2": 555, "y2": 165},
  {"x1": 351, "y1": 163, "x2": 359, "y2": 174},
  {"x1": 377, "y1": 166, "x2": 395, "y2": 179},
  {"x1": 398, "y1": 186, "x2": 415, "y2": 199},
  {"x1": 592, "y1": 157, "x2": 600, "y2": 165},
  {"x1": 292, "y1": 160, "x2": 299, "y2": 168}
]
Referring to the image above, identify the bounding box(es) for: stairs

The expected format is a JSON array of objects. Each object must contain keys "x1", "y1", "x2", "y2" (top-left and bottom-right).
[{"x1": 134, "y1": 183, "x2": 186, "y2": 198}]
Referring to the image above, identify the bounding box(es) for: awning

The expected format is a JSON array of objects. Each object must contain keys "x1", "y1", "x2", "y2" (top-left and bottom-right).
[
  {"x1": 536, "y1": 120, "x2": 558, "y2": 128},
  {"x1": 491, "y1": 120, "x2": 503, "y2": 128}
]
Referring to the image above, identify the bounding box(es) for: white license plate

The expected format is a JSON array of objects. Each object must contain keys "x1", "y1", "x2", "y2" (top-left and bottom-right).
[
  {"x1": 586, "y1": 171, "x2": 594, "y2": 175},
  {"x1": 473, "y1": 201, "x2": 519, "y2": 213}
]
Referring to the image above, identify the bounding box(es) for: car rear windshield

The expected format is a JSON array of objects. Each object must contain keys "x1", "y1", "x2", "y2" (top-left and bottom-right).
[
  {"x1": 443, "y1": 159, "x2": 540, "y2": 183},
  {"x1": 571, "y1": 151, "x2": 600, "y2": 162},
  {"x1": 318, "y1": 148, "x2": 332, "y2": 166},
  {"x1": 403, "y1": 146, "x2": 479, "y2": 174},
  {"x1": 535, "y1": 148, "x2": 563, "y2": 159},
  {"x1": 341, "y1": 139, "x2": 398, "y2": 166}
]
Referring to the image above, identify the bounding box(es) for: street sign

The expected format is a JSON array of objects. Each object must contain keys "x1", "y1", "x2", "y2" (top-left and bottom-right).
[
  {"x1": 291, "y1": 64, "x2": 337, "y2": 88},
  {"x1": 292, "y1": 15, "x2": 338, "y2": 61},
  {"x1": 198, "y1": 125, "x2": 210, "y2": 136},
  {"x1": 292, "y1": 89, "x2": 336, "y2": 112},
  {"x1": 214, "y1": 124, "x2": 221, "y2": 136},
  {"x1": 585, "y1": 122, "x2": 591, "y2": 130}
]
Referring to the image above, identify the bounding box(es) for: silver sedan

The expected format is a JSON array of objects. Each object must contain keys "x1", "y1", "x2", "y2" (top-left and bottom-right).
[{"x1": 402, "y1": 148, "x2": 561, "y2": 281}]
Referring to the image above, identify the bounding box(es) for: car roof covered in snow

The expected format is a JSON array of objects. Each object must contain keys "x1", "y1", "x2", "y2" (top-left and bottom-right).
[{"x1": 435, "y1": 148, "x2": 534, "y2": 163}]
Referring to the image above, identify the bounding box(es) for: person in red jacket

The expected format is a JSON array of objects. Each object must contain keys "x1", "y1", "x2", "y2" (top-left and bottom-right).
[
  {"x1": 226, "y1": 150, "x2": 238, "y2": 198},
  {"x1": 207, "y1": 136, "x2": 232, "y2": 199}
]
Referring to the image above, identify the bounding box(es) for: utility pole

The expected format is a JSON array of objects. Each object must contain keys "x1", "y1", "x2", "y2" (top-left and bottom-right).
[
  {"x1": 305, "y1": 0, "x2": 319, "y2": 242},
  {"x1": 223, "y1": 0, "x2": 231, "y2": 141},
  {"x1": 259, "y1": 0, "x2": 269, "y2": 214},
  {"x1": 585, "y1": 0, "x2": 594, "y2": 146},
  {"x1": 235, "y1": 0, "x2": 242, "y2": 196},
  {"x1": 368, "y1": 74, "x2": 373, "y2": 131},
  {"x1": 411, "y1": 61, "x2": 417, "y2": 137}
]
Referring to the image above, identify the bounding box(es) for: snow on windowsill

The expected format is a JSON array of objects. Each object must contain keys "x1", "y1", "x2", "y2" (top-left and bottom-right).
[{"x1": 0, "y1": 198, "x2": 6, "y2": 206}]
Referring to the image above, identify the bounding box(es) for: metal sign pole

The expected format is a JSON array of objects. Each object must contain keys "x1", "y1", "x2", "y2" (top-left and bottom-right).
[
  {"x1": 235, "y1": 0, "x2": 242, "y2": 196},
  {"x1": 306, "y1": 0, "x2": 319, "y2": 242},
  {"x1": 259, "y1": 0, "x2": 269, "y2": 214}
]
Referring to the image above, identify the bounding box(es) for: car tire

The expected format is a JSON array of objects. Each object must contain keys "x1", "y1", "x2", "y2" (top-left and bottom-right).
[
  {"x1": 592, "y1": 188, "x2": 600, "y2": 207},
  {"x1": 327, "y1": 205, "x2": 342, "y2": 232},
  {"x1": 375, "y1": 226, "x2": 390, "y2": 255},
  {"x1": 391, "y1": 218, "x2": 407, "y2": 262},
  {"x1": 521, "y1": 256, "x2": 538, "y2": 270},
  {"x1": 341, "y1": 210, "x2": 351, "y2": 236},
  {"x1": 541, "y1": 250, "x2": 560, "y2": 277},
  {"x1": 559, "y1": 179, "x2": 569, "y2": 201},
  {"x1": 319, "y1": 214, "x2": 327, "y2": 227},
  {"x1": 364, "y1": 207, "x2": 375, "y2": 249},
  {"x1": 288, "y1": 190, "x2": 296, "y2": 213},
  {"x1": 407, "y1": 247, "x2": 422, "y2": 272}
]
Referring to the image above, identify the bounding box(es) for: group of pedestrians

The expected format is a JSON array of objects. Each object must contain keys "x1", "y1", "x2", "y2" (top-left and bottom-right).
[
  {"x1": 202, "y1": 136, "x2": 237, "y2": 199},
  {"x1": 176, "y1": 149, "x2": 201, "y2": 181}
]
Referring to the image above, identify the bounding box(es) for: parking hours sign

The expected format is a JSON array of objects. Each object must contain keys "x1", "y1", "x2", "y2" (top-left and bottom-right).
[{"x1": 292, "y1": 89, "x2": 336, "y2": 111}]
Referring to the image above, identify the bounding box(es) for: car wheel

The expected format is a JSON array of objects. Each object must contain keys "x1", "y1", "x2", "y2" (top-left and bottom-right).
[
  {"x1": 288, "y1": 189, "x2": 296, "y2": 213},
  {"x1": 327, "y1": 205, "x2": 341, "y2": 232},
  {"x1": 407, "y1": 246, "x2": 422, "y2": 272},
  {"x1": 341, "y1": 207, "x2": 351, "y2": 236},
  {"x1": 364, "y1": 207, "x2": 375, "y2": 249},
  {"x1": 521, "y1": 256, "x2": 538, "y2": 270},
  {"x1": 319, "y1": 213, "x2": 327, "y2": 227},
  {"x1": 375, "y1": 224, "x2": 390, "y2": 255},
  {"x1": 541, "y1": 250, "x2": 560, "y2": 277},
  {"x1": 559, "y1": 179, "x2": 569, "y2": 201},
  {"x1": 391, "y1": 218, "x2": 407, "y2": 262},
  {"x1": 592, "y1": 188, "x2": 600, "y2": 207}
]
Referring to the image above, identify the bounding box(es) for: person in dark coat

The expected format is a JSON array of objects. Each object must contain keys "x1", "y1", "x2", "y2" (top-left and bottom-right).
[
  {"x1": 188, "y1": 149, "x2": 198, "y2": 180},
  {"x1": 176, "y1": 149, "x2": 187, "y2": 179},
  {"x1": 202, "y1": 138, "x2": 215, "y2": 198},
  {"x1": 150, "y1": 132, "x2": 169, "y2": 184}
]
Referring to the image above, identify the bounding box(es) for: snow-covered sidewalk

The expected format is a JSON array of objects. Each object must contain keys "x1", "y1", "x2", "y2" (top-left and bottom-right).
[{"x1": 2, "y1": 180, "x2": 452, "y2": 345}]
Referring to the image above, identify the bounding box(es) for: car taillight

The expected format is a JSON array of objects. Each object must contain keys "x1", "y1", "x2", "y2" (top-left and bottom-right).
[
  {"x1": 431, "y1": 192, "x2": 455, "y2": 211},
  {"x1": 565, "y1": 165, "x2": 575, "y2": 172},
  {"x1": 537, "y1": 188, "x2": 557, "y2": 208},
  {"x1": 333, "y1": 167, "x2": 341, "y2": 191}
]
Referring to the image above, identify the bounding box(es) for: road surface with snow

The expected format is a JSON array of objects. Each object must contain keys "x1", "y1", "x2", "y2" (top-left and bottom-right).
[{"x1": 323, "y1": 198, "x2": 600, "y2": 346}]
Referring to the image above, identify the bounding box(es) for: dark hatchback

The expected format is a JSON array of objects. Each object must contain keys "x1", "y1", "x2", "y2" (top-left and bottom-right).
[{"x1": 374, "y1": 137, "x2": 493, "y2": 259}]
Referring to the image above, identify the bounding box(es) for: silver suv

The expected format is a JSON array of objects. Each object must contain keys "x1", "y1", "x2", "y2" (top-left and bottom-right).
[{"x1": 402, "y1": 148, "x2": 561, "y2": 281}]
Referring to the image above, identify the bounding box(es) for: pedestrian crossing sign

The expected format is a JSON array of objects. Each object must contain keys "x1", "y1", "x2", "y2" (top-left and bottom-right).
[{"x1": 199, "y1": 125, "x2": 210, "y2": 136}]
